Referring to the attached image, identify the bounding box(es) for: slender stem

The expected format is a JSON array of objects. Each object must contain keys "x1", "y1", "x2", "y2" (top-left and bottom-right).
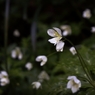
[
  {"x1": 4, "y1": 0, "x2": 10, "y2": 72},
  {"x1": 63, "y1": 37, "x2": 94, "y2": 86},
  {"x1": 79, "y1": 76, "x2": 95, "y2": 88},
  {"x1": 47, "y1": 52, "x2": 57, "y2": 58}
]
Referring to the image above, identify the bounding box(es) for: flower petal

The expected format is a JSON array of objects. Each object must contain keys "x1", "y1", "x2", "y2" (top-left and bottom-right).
[
  {"x1": 91, "y1": 27, "x2": 95, "y2": 33},
  {"x1": 67, "y1": 76, "x2": 76, "y2": 80},
  {"x1": 47, "y1": 29, "x2": 56, "y2": 37},
  {"x1": 53, "y1": 27, "x2": 62, "y2": 36},
  {"x1": 1, "y1": 78, "x2": 10, "y2": 86},
  {"x1": 48, "y1": 37, "x2": 61, "y2": 45},
  {"x1": 67, "y1": 76, "x2": 80, "y2": 84},
  {"x1": 71, "y1": 85, "x2": 79, "y2": 93},
  {"x1": 18, "y1": 53, "x2": 23, "y2": 60},
  {"x1": 1, "y1": 71, "x2": 8, "y2": 76},
  {"x1": 40, "y1": 61, "x2": 46, "y2": 66},
  {"x1": 56, "y1": 41, "x2": 65, "y2": 52},
  {"x1": 11, "y1": 50, "x2": 16, "y2": 58},
  {"x1": 73, "y1": 77, "x2": 80, "y2": 84},
  {"x1": 36, "y1": 55, "x2": 47, "y2": 62},
  {"x1": 67, "y1": 80, "x2": 73, "y2": 89}
]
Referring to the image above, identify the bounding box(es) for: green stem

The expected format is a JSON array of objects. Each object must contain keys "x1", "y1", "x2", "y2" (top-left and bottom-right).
[
  {"x1": 63, "y1": 37, "x2": 94, "y2": 86},
  {"x1": 4, "y1": 0, "x2": 10, "y2": 72},
  {"x1": 47, "y1": 52, "x2": 57, "y2": 58},
  {"x1": 79, "y1": 76, "x2": 95, "y2": 88}
]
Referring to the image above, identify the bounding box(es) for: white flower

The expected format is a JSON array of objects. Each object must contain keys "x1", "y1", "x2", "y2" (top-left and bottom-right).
[
  {"x1": 69, "y1": 47, "x2": 77, "y2": 55},
  {"x1": 83, "y1": 9, "x2": 91, "y2": 19},
  {"x1": 56, "y1": 41, "x2": 65, "y2": 52},
  {"x1": 60, "y1": 25, "x2": 71, "y2": 36},
  {"x1": 36, "y1": 55, "x2": 47, "y2": 66},
  {"x1": 47, "y1": 27, "x2": 65, "y2": 52},
  {"x1": 38, "y1": 71, "x2": 50, "y2": 82},
  {"x1": 91, "y1": 26, "x2": 95, "y2": 33},
  {"x1": 47, "y1": 27, "x2": 62, "y2": 45},
  {"x1": 11, "y1": 47, "x2": 23, "y2": 60},
  {"x1": 1, "y1": 78, "x2": 10, "y2": 86},
  {"x1": 25, "y1": 62, "x2": 33, "y2": 70},
  {"x1": 13, "y1": 29, "x2": 20, "y2": 37},
  {"x1": 32, "y1": 82, "x2": 41, "y2": 89},
  {"x1": 67, "y1": 76, "x2": 81, "y2": 93},
  {"x1": 0, "y1": 71, "x2": 10, "y2": 86}
]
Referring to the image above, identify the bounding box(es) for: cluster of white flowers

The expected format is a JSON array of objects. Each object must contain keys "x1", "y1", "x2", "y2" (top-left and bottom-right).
[
  {"x1": 11, "y1": 25, "x2": 82, "y2": 92},
  {"x1": 47, "y1": 27, "x2": 65, "y2": 52},
  {"x1": 67, "y1": 76, "x2": 81, "y2": 93},
  {"x1": 31, "y1": 55, "x2": 49, "y2": 89},
  {"x1": 11, "y1": 47, "x2": 23, "y2": 60},
  {"x1": 0, "y1": 71, "x2": 10, "y2": 86},
  {"x1": 47, "y1": 27, "x2": 81, "y2": 93},
  {"x1": 31, "y1": 71, "x2": 50, "y2": 89},
  {"x1": 82, "y1": 9, "x2": 95, "y2": 34}
]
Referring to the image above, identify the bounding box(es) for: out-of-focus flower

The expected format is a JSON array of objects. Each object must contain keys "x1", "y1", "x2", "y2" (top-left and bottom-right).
[
  {"x1": 38, "y1": 71, "x2": 50, "y2": 82},
  {"x1": 32, "y1": 82, "x2": 41, "y2": 89},
  {"x1": 11, "y1": 47, "x2": 23, "y2": 60},
  {"x1": 25, "y1": 62, "x2": 33, "y2": 70},
  {"x1": 91, "y1": 26, "x2": 95, "y2": 33},
  {"x1": 36, "y1": 55, "x2": 47, "y2": 66},
  {"x1": 69, "y1": 47, "x2": 77, "y2": 55},
  {"x1": 60, "y1": 25, "x2": 71, "y2": 36},
  {"x1": 67, "y1": 76, "x2": 81, "y2": 93},
  {"x1": 0, "y1": 71, "x2": 10, "y2": 86},
  {"x1": 47, "y1": 27, "x2": 65, "y2": 52},
  {"x1": 13, "y1": 29, "x2": 20, "y2": 37},
  {"x1": 83, "y1": 9, "x2": 91, "y2": 19}
]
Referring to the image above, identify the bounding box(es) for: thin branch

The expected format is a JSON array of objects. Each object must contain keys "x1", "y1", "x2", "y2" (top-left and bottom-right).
[{"x1": 4, "y1": 0, "x2": 10, "y2": 72}]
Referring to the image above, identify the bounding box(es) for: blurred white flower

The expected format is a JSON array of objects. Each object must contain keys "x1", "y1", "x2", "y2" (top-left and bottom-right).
[
  {"x1": 0, "y1": 71, "x2": 10, "y2": 86},
  {"x1": 36, "y1": 55, "x2": 47, "y2": 66},
  {"x1": 0, "y1": 71, "x2": 8, "y2": 77},
  {"x1": 83, "y1": 9, "x2": 91, "y2": 19},
  {"x1": 25, "y1": 62, "x2": 33, "y2": 70},
  {"x1": 69, "y1": 47, "x2": 77, "y2": 55},
  {"x1": 67, "y1": 76, "x2": 81, "y2": 93},
  {"x1": 13, "y1": 29, "x2": 20, "y2": 37},
  {"x1": 11, "y1": 47, "x2": 23, "y2": 60},
  {"x1": 91, "y1": 26, "x2": 95, "y2": 33},
  {"x1": 32, "y1": 82, "x2": 41, "y2": 89},
  {"x1": 47, "y1": 27, "x2": 65, "y2": 52},
  {"x1": 56, "y1": 41, "x2": 65, "y2": 52},
  {"x1": 60, "y1": 25, "x2": 71, "y2": 36},
  {"x1": 38, "y1": 71, "x2": 50, "y2": 82}
]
